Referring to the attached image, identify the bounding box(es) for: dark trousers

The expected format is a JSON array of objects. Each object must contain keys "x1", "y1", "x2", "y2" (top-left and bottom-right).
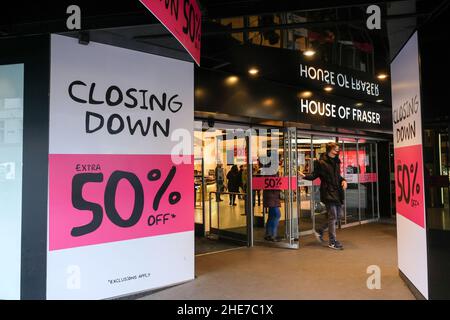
[
  {"x1": 229, "y1": 193, "x2": 236, "y2": 205},
  {"x1": 266, "y1": 207, "x2": 281, "y2": 238},
  {"x1": 317, "y1": 204, "x2": 342, "y2": 243}
]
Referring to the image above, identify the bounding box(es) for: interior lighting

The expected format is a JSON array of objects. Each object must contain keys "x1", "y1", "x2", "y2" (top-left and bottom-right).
[
  {"x1": 303, "y1": 49, "x2": 316, "y2": 57},
  {"x1": 225, "y1": 76, "x2": 239, "y2": 85},
  {"x1": 248, "y1": 68, "x2": 259, "y2": 76},
  {"x1": 299, "y1": 91, "x2": 313, "y2": 98}
]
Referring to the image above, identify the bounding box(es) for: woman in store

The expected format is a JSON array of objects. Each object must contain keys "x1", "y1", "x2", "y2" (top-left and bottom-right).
[{"x1": 226, "y1": 165, "x2": 240, "y2": 206}]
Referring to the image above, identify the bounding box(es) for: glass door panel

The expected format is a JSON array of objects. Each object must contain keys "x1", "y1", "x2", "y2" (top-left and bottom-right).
[
  {"x1": 297, "y1": 134, "x2": 314, "y2": 235},
  {"x1": 194, "y1": 123, "x2": 206, "y2": 236},
  {"x1": 194, "y1": 124, "x2": 249, "y2": 244},
  {"x1": 359, "y1": 141, "x2": 379, "y2": 221},
  {"x1": 311, "y1": 136, "x2": 337, "y2": 231},
  {"x1": 252, "y1": 127, "x2": 299, "y2": 249},
  {"x1": 284, "y1": 127, "x2": 299, "y2": 246},
  {"x1": 340, "y1": 138, "x2": 360, "y2": 224}
]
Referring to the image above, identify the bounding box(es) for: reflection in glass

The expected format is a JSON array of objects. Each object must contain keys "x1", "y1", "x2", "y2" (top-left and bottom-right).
[{"x1": 0, "y1": 64, "x2": 24, "y2": 300}]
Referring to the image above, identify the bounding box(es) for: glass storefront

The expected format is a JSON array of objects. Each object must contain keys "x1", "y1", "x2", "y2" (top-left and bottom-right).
[
  {"x1": 341, "y1": 138, "x2": 360, "y2": 225},
  {"x1": 194, "y1": 120, "x2": 383, "y2": 249},
  {"x1": 0, "y1": 64, "x2": 24, "y2": 299},
  {"x1": 194, "y1": 122, "x2": 250, "y2": 244},
  {"x1": 425, "y1": 128, "x2": 450, "y2": 230}
]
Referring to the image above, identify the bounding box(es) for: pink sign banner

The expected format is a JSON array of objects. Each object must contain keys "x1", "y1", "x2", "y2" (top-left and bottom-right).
[
  {"x1": 309, "y1": 173, "x2": 377, "y2": 187},
  {"x1": 49, "y1": 154, "x2": 194, "y2": 251},
  {"x1": 140, "y1": 0, "x2": 201, "y2": 66},
  {"x1": 359, "y1": 173, "x2": 378, "y2": 183},
  {"x1": 344, "y1": 173, "x2": 378, "y2": 184},
  {"x1": 394, "y1": 145, "x2": 426, "y2": 228},
  {"x1": 252, "y1": 177, "x2": 298, "y2": 190}
]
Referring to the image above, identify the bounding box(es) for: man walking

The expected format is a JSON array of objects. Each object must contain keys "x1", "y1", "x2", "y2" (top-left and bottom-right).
[{"x1": 300, "y1": 142, "x2": 348, "y2": 250}]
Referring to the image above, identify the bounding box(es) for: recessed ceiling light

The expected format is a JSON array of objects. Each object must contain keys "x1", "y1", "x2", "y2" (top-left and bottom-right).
[
  {"x1": 303, "y1": 49, "x2": 316, "y2": 57},
  {"x1": 248, "y1": 68, "x2": 259, "y2": 76},
  {"x1": 225, "y1": 76, "x2": 239, "y2": 85},
  {"x1": 195, "y1": 88, "x2": 204, "y2": 97},
  {"x1": 376, "y1": 99, "x2": 384, "y2": 103},
  {"x1": 377, "y1": 73, "x2": 388, "y2": 80},
  {"x1": 355, "y1": 103, "x2": 364, "y2": 107},
  {"x1": 299, "y1": 91, "x2": 313, "y2": 98},
  {"x1": 324, "y1": 86, "x2": 333, "y2": 92},
  {"x1": 263, "y1": 98, "x2": 274, "y2": 107}
]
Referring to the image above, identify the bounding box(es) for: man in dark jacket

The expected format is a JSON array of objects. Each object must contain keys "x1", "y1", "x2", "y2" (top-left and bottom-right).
[{"x1": 300, "y1": 142, "x2": 348, "y2": 250}]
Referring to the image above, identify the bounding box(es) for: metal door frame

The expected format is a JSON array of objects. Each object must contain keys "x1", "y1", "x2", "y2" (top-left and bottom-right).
[
  {"x1": 248, "y1": 126, "x2": 299, "y2": 249},
  {"x1": 198, "y1": 122, "x2": 252, "y2": 246}
]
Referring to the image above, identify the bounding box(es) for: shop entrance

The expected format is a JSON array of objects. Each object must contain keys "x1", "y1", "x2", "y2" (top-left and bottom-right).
[
  {"x1": 194, "y1": 122, "x2": 300, "y2": 252},
  {"x1": 194, "y1": 121, "x2": 382, "y2": 253},
  {"x1": 297, "y1": 134, "x2": 381, "y2": 237}
]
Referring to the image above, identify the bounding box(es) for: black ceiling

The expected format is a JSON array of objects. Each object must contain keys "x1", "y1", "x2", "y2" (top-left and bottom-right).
[
  {"x1": 1, "y1": 0, "x2": 448, "y2": 105},
  {"x1": 0, "y1": 0, "x2": 444, "y2": 35}
]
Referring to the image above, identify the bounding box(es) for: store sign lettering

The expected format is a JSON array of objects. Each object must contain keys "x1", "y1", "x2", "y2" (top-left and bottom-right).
[
  {"x1": 300, "y1": 64, "x2": 380, "y2": 97},
  {"x1": 299, "y1": 99, "x2": 381, "y2": 125}
]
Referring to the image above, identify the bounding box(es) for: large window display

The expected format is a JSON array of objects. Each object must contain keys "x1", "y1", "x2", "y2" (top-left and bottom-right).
[{"x1": 0, "y1": 64, "x2": 24, "y2": 300}]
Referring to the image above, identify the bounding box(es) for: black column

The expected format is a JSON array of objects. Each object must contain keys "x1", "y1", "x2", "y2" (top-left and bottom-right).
[
  {"x1": 377, "y1": 141, "x2": 393, "y2": 219},
  {"x1": 418, "y1": 7, "x2": 450, "y2": 300},
  {"x1": 20, "y1": 35, "x2": 50, "y2": 300}
]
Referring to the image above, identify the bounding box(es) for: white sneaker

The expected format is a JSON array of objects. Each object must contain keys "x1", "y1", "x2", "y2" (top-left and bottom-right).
[{"x1": 328, "y1": 241, "x2": 344, "y2": 250}]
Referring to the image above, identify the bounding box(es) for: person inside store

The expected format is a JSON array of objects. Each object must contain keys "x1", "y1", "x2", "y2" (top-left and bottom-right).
[
  {"x1": 238, "y1": 165, "x2": 245, "y2": 200},
  {"x1": 299, "y1": 142, "x2": 348, "y2": 250},
  {"x1": 239, "y1": 165, "x2": 248, "y2": 214},
  {"x1": 252, "y1": 164, "x2": 261, "y2": 207},
  {"x1": 226, "y1": 165, "x2": 241, "y2": 206},
  {"x1": 303, "y1": 162, "x2": 310, "y2": 195},
  {"x1": 215, "y1": 163, "x2": 225, "y2": 202},
  {"x1": 263, "y1": 174, "x2": 282, "y2": 242}
]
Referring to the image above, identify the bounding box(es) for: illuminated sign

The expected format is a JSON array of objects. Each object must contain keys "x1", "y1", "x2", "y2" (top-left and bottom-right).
[
  {"x1": 299, "y1": 99, "x2": 381, "y2": 125},
  {"x1": 300, "y1": 64, "x2": 381, "y2": 97}
]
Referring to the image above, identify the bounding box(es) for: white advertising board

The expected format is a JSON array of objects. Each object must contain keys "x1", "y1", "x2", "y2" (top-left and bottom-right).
[
  {"x1": 47, "y1": 34, "x2": 194, "y2": 300},
  {"x1": 391, "y1": 32, "x2": 428, "y2": 299}
]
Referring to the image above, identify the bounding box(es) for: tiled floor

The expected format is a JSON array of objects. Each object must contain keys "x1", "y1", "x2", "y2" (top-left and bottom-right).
[{"x1": 140, "y1": 223, "x2": 415, "y2": 300}]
